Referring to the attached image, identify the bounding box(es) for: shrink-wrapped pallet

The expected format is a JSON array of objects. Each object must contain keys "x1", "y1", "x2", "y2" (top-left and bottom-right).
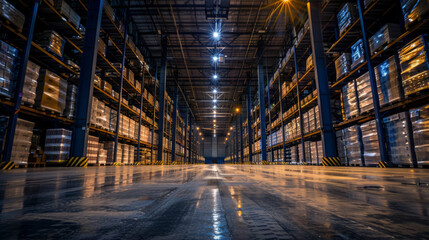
[
  {"x1": 10, "y1": 118, "x2": 35, "y2": 165},
  {"x1": 401, "y1": 0, "x2": 429, "y2": 30},
  {"x1": 44, "y1": 128, "x2": 72, "y2": 164},
  {"x1": 87, "y1": 135, "x2": 99, "y2": 164},
  {"x1": 0, "y1": 0, "x2": 25, "y2": 31},
  {"x1": 342, "y1": 80, "x2": 358, "y2": 119},
  {"x1": 351, "y1": 39, "x2": 364, "y2": 70},
  {"x1": 361, "y1": 120, "x2": 380, "y2": 165},
  {"x1": 98, "y1": 143, "x2": 107, "y2": 165},
  {"x1": 369, "y1": 24, "x2": 401, "y2": 55},
  {"x1": 36, "y1": 69, "x2": 67, "y2": 114},
  {"x1": 375, "y1": 56, "x2": 401, "y2": 105},
  {"x1": 410, "y1": 104, "x2": 429, "y2": 165},
  {"x1": 63, "y1": 84, "x2": 77, "y2": 118},
  {"x1": 52, "y1": 0, "x2": 81, "y2": 28},
  {"x1": 383, "y1": 112, "x2": 412, "y2": 165},
  {"x1": 335, "y1": 53, "x2": 352, "y2": 80},
  {"x1": 0, "y1": 40, "x2": 18, "y2": 98},
  {"x1": 343, "y1": 125, "x2": 362, "y2": 165},
  {"x1": 356, "y1": 72, "x2": 373, "y2": 113},
  {"x1": 398, "y1": 35, "x2": 429, "y2": 95},
  {"x1": 337, "y1": 2, "x2": 358, "y2": 36},
  {"x1": 22, "y1": 61, "x2": 40, "y2": 105},
  {"x1": 37, "y1": 30, "x2": 65, "y2": 58}
]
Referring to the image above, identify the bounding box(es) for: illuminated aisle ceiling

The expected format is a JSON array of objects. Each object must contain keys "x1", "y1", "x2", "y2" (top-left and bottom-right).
[{"x1": 127, "y1": 0, "x2": 306, "y2": 136}]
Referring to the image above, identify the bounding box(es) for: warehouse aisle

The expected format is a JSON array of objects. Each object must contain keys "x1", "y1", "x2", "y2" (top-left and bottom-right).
[{"x1": 1, "y1": 165, "x2": 429, "y2": 239}]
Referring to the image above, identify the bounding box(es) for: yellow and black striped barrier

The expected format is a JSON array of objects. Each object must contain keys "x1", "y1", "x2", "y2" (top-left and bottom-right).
[
  {"x1": 66, "y1": 157, "x2": 88, "y2": 167},
  {"x1": 261, "y1": 161, "x2": 270, "y2": 165},
  {"x1": 112, "y1": 162, "x2": 121, "y2": 166},
  {"x1": 378, "y1": 161, "x2": 388, "y2": 168},
  {"x1": 322, "y1": 157, "x2": 341, "y2": 166},
  {"x1": 135, "y1": 161, "x2": 142, "y2": 166},
  {"x1": 0, "y1": 161, "x2": 15, "y2": 170},
  {"x1": 153, "y1": 161, "x2": 163, "y2": 165}
]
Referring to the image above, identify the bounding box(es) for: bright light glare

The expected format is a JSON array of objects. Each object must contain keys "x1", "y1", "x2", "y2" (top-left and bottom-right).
[
  {"x1": 213, "y1": 74, "x2": 218, "y2": 79},
  {"x1": 213, "y1": 31, "x2": 220, "y2": 38},
  {"x1": 213, "y1": 99, "x2": 217, "y2": 103},
  {"x1": 213, "y1": 89, "x2": 217, "y2": 93},
  {"x1": 213, "y1": 56, "x2": 218, "y2": 61}
]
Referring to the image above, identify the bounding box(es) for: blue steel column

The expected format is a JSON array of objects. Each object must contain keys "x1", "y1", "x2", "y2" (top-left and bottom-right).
[
  {"x1": 184, "y1": 109, "x2": 188, "y2": 164},
  {"x1": 157, "y1": 37, "x2": 168, "y2": 163},
  {"x1": 257, "y1": 41, "x2": 268, "y2": 162},
  {"x1": 307, "y1": 0, "x2": 337, "y2": 158},
  {"x1": 171, "y1": 87, "x2": 178, "y2": 162},
  {"x1": 70, "y1": 0, "x2": 103, "y2": 157},
  {"x1": 150, "y1": 65, "x2": 158, "y2": 164},
  {"x1": 240, "y1": 112, "x2": 244, "y2": 163},
  {"x1": 246, "y1": 83, "x2": 253, "y2": 163},
  {"x1": 357, "y1": 0, "x2": 389, "y2": 164},
  {"x1": 136, "y1": 66, "x2": 145, "y2": 163},
  {"x1": 293, "y1": 45, "x2": 306, "y2": 163},
  {"x1": 278, "y1": 75, "x2": 287, "y2": 162},
  {"x1": 113, "y1": 8, "x2": 130, "y2": 163},
  {"x1": 267, "y1": 82, "x2": 274, "y2": 162},
  {"x1": 235, "y1": 117, "x2": 239, "y2": 163},
  {"x1": 188, "y1": 115, "x2": 192, "y2": 163},
  {"x1": 3, "y1": 0, "x2": 40, "y2": 162}
]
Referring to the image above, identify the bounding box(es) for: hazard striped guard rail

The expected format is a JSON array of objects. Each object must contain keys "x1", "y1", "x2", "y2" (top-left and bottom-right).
[
  {"x1": 112, "y1": 162, "x2": 121, "y2": 166},
  {"x1": 322, "y1": 157, "x2": 341, "y2": 166},
  {"x1": 378, "y1": 161, "x2": 389, "y2": 168},
  {"x1": 66, "y1": 157, "x2": 88, "y2": 167},
  {"x1": 153, "y1": 161, "x2": 163, "y2": 165},
  {"x1": 0, "y1": 161, "x2": 15, "y2": 170}
]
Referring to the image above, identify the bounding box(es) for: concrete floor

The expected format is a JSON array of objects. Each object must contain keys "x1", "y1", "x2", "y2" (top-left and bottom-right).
[{"x1": 0, "y1": 165, "x2": 429, "y2": 239}]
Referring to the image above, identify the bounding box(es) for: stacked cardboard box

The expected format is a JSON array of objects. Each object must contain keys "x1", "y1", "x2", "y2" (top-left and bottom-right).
[
  {"x1": 356, "y1": 72, "x2": 373, "y2": 113},
  {"x1": 350, "y1": 39, "x2": 364, "y2": 70},
  {"x1": 401, "y1": 0, "x2": 429, "y2": 30},
  {"x1": 86, "y1": 135, "x2": 99, "y2": 164},
  {"x1": 52, "y1": 0, "x2": 81, "y2": 28},
  {"x1": 343, "y1": 125, "x2": 362, "y2": 165},
  {"x1": 369, "y1": 24, "x2": 401, "y2": 55},
  {"x1": 63, "y1": 84, "x2": 77, "y2": 118},
  {"x1": 36, "y1": 69, "x2": 67, "y2": 114},
  {"x1": 342, "y1": 80, "x2": 358, "y2": 119},
  {"x1": 335, "y1": 53, "x2": 352, "y2": 80},
  {"x1": 98, "y1": 143, "x2": 107, "y2": 165}
]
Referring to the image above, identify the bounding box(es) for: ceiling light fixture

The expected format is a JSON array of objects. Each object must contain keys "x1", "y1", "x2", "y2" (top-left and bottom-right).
[
  {"x1": 213, "y1": 74, "x2": 218, "y2": 79},
  {"x1": 213, "y1": 31, "x2": 220, "y2": 39},
  {"x1": 213, "y1": 89, "x2": 217, "y2": 93}
]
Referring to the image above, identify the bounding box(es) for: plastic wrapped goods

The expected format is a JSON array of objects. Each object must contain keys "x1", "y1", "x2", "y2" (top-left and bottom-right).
[
  {"x1": 343, "y1": 125, "x2": 362, "y2": 165},
  {"x1": 44, "y1": 128, "x2": 72, "y2": 164},
  {"x1": 98, "y1": 143, "x2": 107, "y2": 165},
  {"x1": 87, "y1": 135, "x2": 99, "y2": 164},
  {"x1": 37, "y1": 31, "x2": 65, "y2": 58},
  {"x1": 36, "y1": 69, "x2": 67, "y2": 114},
  {"x1": 63, "y1": 84, "x2": 77, "y2": 118},
  {"x1": 98, "y1": 38, "x2": 106, "y2": 57},
  {"x1": 401, "y1": 0, "x2": 429, "y2": 30},
  {"x1": 22, "y1": 61, "x2": 40, "y2": 105},
  {"x1": 10, "y1": 118, "x2": 35, "y2": 165},
  {"x1": 369, "y1": 24, "x2": 401, "y2": 55},
  {"x1": 306, "y1": 54, "x2": 313, "y2": 71},
  {"x1": 361, "y1": 120, "x2": 380, "y2": 165},
  {"x1": 342, "y1": 80, "x2": 358, "y2": 119},
  {"x1": 350, "y1": 39, "x2": 364, "y2": 70},
  {"x1": 337, "y1": 2, "x2": 358, "y2": 36},
  {"x1": 52, "y1": 0, "x2": 81, "y2": 28},
  {"x1": 398, "y1": 35, "x2": 429, "y2": 95},
  {"x1": 0, "y1": 40, "x2": 18, "y2": 98},
  {"x1": 335, "y1": 53, "x2": 351, "y2": 80},
  {"x1": 356, "y1": 72, "x2": 374, "y2": 113},
  {"x1": 0, "y1": 0, "x2": 25, "y2": 31},
  {"x1": 410, "y1": 104, "x2": 429, "y2": 165},
  {"x1": 374, "y1": 56, "x2": 401, "y2": 105},
  {"x1": 383, "y1": 113, "x2": 412, "y2": 165}
]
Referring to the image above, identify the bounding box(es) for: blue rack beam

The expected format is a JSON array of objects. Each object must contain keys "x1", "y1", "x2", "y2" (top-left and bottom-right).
[
  {"x1": 240, "y1": 112, "x2": 244, "y2": 164},
  {"x1": 307, "y1": 0, "x2": 337, "y2": 158},
  {"x1": 293, "y1": 45, "x2": 306, "y2": 163},
  {"x1": 70, "y1": 0, "x2": 103, "y2": 158}
]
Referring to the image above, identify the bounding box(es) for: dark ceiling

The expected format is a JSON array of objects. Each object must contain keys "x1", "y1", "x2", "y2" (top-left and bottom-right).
[{"x1": 125, "y1": 0, "x2": 307, "y2": 136}]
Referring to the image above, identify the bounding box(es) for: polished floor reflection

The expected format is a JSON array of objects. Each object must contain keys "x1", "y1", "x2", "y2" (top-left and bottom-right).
[{"x1": 1, "y1": 165, "x2": 429, "y2": 239}]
